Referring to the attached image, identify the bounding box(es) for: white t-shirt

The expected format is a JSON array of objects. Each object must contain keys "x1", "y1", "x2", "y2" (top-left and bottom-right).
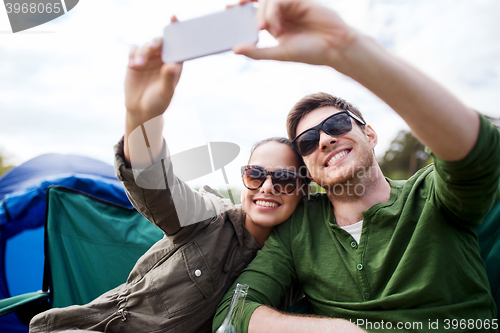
[{"x1": 340, "y1": 220, "x2": 363, "y2": 244}]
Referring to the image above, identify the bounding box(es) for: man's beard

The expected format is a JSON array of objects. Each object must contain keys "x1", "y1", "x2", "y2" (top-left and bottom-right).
[{"x1": 311, "y1": 147, "x2": 376, "y2": 202}]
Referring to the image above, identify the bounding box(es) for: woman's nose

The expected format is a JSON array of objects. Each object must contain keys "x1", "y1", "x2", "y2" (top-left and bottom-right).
[{"x1": 260, "y1": 176, "x2": 275, "y2": 194}]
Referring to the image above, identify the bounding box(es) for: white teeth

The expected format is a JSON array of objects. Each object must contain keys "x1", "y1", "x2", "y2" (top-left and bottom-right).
[
  {"x1": 255, "y1": 200, "x2": 279, "y2": 208},
  {"x1": 327, "y1": 150, "x2": 348, "y2": 166}
]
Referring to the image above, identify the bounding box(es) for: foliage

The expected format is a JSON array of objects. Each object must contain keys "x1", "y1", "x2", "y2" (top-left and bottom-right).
[
  {"x1": 378, "y1": 130, "x2": 432, "y2": 180},
  {"x1": 486, "y1": 115, "x2": 500, "y2": 129},
  {"x1": 217, "y1": 188, "x2": 241, "y2": 204},
  {"x1": 0, "y1": 148, "x2": 15, "y2": 177},
  {"x1": 379, "y1": 116, "x2": 500, "y2": 180},
  {"x1": 309, "y1": 182, "x2": 326, "y2": 194}
]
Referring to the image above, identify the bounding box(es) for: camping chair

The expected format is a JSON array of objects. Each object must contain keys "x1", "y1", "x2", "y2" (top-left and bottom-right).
[
  {"x1": 0, "y1": 186, "x2": 163, "y2": 328},
  {"x1": 478, "y1": 198, "x2": 500, "y2": 320}
]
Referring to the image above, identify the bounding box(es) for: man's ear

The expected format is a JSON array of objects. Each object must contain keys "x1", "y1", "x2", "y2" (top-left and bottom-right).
[{"x1": 365, "y1": 125, "x2": 377, "y2": 149}]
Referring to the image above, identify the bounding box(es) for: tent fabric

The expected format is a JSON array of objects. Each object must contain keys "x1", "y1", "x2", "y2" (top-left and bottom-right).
[
  {"x1": 0, "y1": 153, "x2": 118, "y2": 200},
  {"x1": 0, "y1": 174, "x2": 132, "y2": 239},
  {"x1": 0, "y1": 154, "x2": 133, "y2": 259}
]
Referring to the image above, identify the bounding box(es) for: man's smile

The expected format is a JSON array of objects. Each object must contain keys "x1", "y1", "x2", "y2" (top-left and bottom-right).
[{"x1": 324, "y1": 148, "x2": 352, "y2": 167}]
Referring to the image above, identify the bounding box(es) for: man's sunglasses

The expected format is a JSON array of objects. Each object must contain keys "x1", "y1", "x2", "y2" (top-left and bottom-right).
[
  {"x1": 292, "y1": 110, "x2": 366, "y2": 156},
  {"x1": 241, "y1": 165, "x2": 305, "y2": 194}
]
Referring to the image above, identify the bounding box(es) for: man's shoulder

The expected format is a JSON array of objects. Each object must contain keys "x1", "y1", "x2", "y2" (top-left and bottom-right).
[
  {"x1": 405, "y1": 163, "x2": 435, "y2": 187},
  {"x1": 285, "y1": 193, "x2": 330, "y2": 225},
  {"x1": 272, "y1": 194, "x2": 330, "y2": 243},
  {"x1": 386, "y1": 164, "x2": 436, "y2": 204},
  {"x1": 301, "y1": 192, "x2": 330, "y2": 210},
  {"x1": 305, "y1": 191, "x2": 330, "y2": 201},
  {"x1": 432, "y1": 114, "x2": 500, "y2": 172}
]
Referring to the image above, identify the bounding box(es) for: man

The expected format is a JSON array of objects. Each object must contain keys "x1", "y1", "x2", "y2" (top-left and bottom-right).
[{"x1": 213, "y1": 0, "x2": 499, "y2": 332}]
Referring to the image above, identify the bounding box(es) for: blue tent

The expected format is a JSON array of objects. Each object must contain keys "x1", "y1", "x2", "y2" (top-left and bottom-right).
[{"x1": 0, "y1": 153, "x2": 132, "y2": 332}]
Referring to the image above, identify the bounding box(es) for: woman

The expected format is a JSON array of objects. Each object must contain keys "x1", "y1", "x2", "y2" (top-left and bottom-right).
[{"x1": 29, "y1": 34, "x2": 308, "y2": 333}]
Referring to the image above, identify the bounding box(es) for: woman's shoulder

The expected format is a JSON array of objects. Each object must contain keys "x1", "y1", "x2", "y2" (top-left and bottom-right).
[
  {"x1": 198, "y1": 185, "x2": 244, "y2": 218},
  {"x1": 198, "y1": 185, "x2": 228, "y2": 199},
  {"x1": 197, "y1": 185, "x2": 252, "y2": 243}
]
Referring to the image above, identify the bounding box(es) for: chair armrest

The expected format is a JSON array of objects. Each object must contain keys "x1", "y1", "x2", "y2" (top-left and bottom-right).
[{"x1": 0, "y1": 291, "x2": 50, "y2": 317}]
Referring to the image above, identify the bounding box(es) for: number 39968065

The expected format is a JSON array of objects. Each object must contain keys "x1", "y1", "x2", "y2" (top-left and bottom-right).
[{"x1": 5, "y1": 2, "x2": 62, "y2": 14}]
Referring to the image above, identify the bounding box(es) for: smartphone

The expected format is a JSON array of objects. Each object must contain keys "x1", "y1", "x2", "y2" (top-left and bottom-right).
[{"x1": 162, "y1": 3, "x2": 258, "y2": 63}]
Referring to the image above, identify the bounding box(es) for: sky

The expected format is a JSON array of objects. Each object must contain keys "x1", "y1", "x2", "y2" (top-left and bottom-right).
[{"x1": 1, "y1": 0, "x2": 499, "y2": 193}]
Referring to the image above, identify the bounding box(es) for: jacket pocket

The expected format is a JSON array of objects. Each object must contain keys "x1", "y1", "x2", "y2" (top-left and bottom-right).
[{"x1": 152, "y1": 240, "x2": 215, "y2": 317}]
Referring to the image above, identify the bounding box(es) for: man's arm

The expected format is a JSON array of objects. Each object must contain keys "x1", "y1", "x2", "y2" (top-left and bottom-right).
[
  {"x1": 234, "y1": 0, "x2": 479, "y2": 162},
  {"x1": 431, "y1": 114, "x2": 500, "y2": 225},
  {"x1": 248, "y1": 307, "x2": 365, "y2": 333},
  {"x1": 339, "y1": 35, "x2": 479, "y2": 162}
]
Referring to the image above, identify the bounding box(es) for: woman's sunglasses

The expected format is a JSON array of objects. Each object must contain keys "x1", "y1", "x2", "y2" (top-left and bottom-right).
[
  {"x1": 292, "y1": 110, "x2": 366, "y2": 156},
  {"x1": 241, "y1": 165, "x2": 304, "y2": 194}
]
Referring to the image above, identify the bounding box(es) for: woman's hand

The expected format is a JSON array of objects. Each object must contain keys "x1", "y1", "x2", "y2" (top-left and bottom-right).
[
  {"x1": 123, "y1": 17, "x2": 183, "y2": 165},
  {"x1": 232, "y1": 0, "x2": 358, "y2": 71},
  {"x1": 125, "y1": 18, "x2": 183, "y2": 122}
]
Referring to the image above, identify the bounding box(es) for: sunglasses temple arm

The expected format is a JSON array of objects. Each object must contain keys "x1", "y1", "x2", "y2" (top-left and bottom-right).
[{"x1": 221, "y1": 166, "x2": 235, "y2": 204}]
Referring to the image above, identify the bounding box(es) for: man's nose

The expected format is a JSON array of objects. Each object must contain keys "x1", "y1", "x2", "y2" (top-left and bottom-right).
[{"x1": 318, "y1": 130, "x2": 338, "y2": 152}]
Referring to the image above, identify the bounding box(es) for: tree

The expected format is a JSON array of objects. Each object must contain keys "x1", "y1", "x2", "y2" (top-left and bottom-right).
[
  {"x1": 379, "y1": 116, "x2": 500, "y2": 180},
  {"x1": 378, "y1": 130, "x2": 432, "y2": 180},
  {"x1": 486, "y1": 115, "x2": 500, "y2": 129},
  {"x1": 0, "y1": 148, "x2": 15, "y2": 177}
]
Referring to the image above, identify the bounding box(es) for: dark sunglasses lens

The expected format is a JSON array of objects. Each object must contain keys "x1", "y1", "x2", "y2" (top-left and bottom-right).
[
  {"x1": 272, "y1": 170, "x2": 298, "y2": 193},
  {"x1": 323, "y1": 113, "x2": 352, "y2": 136},
  {"x1": 243, "y1": 168, "x2": 266, "y2": 189},
  {"x1": 296, "y1": 130, "x2": 319, "y2": 156}
]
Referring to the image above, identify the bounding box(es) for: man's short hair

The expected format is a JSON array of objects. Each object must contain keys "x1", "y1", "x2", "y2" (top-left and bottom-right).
[{"x1": 286, "y1": 92, "x2": 366, "y2": 141}]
